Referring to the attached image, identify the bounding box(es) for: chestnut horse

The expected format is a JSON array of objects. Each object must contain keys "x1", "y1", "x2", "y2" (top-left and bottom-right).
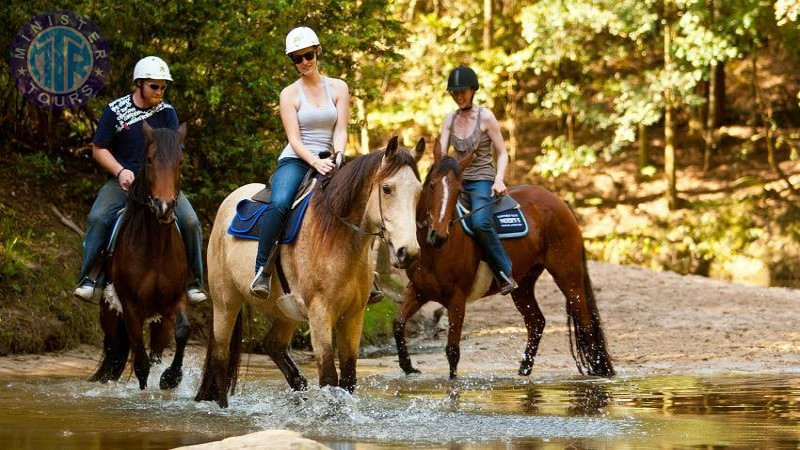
[
  {"x1": 196, "y1": 137, "x2": 423, "y2": 407},
  {"x1": 394, "y1": 146, "x2": 614, "y2": 379},
  {"x1": 89, "y1": 123, "x2": 191, "y2": 390}
]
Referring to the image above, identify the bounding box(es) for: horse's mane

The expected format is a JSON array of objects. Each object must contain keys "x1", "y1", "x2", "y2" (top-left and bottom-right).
[
  {"x1": 424, "y1": 156, "x2": 461, "y2": 186},
  {"x1": 128, "y1": 128, "x2": 182, "y2": 206},
  {"x1": 312, "y1": 147, "x2": 419, "y2": 247},
  {"x1": 122, "y1": 128, "x2": 183, "y2": 239}
]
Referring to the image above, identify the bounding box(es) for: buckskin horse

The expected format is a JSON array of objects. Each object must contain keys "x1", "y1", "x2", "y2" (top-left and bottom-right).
[
  {"x1": 89, "y1": 122, "x2": 191, "y2": 390},
  {"x1": 394, "y1": 144, "x2": 614, "y2": 379},
  {"x1": 195, "y1": 137, "x2": 423, "y2": 407}
]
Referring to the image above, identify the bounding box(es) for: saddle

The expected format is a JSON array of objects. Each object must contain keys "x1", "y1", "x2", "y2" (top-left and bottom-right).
[
  {"x1": 455, "y1": 192, "x2": 529, "y2": 239},
  {"x1": 228, "y1": 153, "x2": 331, "y2": 243}
]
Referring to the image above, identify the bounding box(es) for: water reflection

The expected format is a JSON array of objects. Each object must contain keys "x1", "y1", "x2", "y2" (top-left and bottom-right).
[{"x1": 0, "y1": 370, "x2": 799, "y2": 448}]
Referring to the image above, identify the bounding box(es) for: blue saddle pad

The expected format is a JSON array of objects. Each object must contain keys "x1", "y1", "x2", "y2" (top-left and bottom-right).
[
  {"x1": 455, "y1": 201, "x2": 529, "y2": 239},
  {"x1": 227, "y1": 193, "x2": 313, "y2": 244}
]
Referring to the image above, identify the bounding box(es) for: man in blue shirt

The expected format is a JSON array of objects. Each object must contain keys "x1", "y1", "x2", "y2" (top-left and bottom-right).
[{"x1": 74, "y1": 56, "x2": 206, "y2": 304}]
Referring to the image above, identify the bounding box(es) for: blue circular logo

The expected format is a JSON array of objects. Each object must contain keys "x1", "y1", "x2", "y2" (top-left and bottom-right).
[{"x1": 10, "y1": 10, "x2": 109, "y2": 110}]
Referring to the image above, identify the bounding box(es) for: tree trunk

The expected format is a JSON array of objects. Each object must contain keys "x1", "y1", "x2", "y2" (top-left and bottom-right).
[
  {"x1": 504, "y1": 72, "x2": 517, "y2": 176},
  {"x1": 483, "y1": 0, "x2": 493, "y2": 50},
  {"x1": 638, "y1": 122, "x2": 648, "y2": 176},
  {"x1": 703, "y1": 64, "x2": 718, "y2": 172},
  {"x1": 664, "y1": 0, "x2": 678, "y2": 210},
  {"x1": 356, "y1": 69, "x2": 369, "y2": 155},
  {"x1": 713, "y1": 62, "x2": 725, "y2": 125}
]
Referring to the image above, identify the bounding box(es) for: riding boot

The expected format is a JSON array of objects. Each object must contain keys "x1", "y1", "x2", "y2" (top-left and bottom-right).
[
  {"x1": 368, "y1": 273, "x2": 384, "y2": 304},
  {"x1": 250, "y1": 243, "x2": 278, "y2": 299},
  {"x1": 495, "y1": 270, "x2": 518, "y2": 296}
]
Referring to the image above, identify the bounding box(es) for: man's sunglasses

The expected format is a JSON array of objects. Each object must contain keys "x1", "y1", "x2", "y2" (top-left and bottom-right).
[
  {"x1": 147, "y1": 83, "x2": 167, "y2": 92},
  {"x1": 289, "y1": 51, "x2": 316, "y2": 64}
]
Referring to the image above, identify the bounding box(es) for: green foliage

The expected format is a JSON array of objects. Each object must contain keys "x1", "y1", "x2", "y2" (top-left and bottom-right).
[
  {"x1": 536, "y1": 135, "x2": 599, "y2": 179},
  {"x1": 15, "y1": 153, "x2": 65, "y2": 183}
]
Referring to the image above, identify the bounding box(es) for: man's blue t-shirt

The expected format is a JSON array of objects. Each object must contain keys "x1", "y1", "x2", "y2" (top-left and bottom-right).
[{"x1": 93, "y1": 94, "x2": 178, "y2": 175}]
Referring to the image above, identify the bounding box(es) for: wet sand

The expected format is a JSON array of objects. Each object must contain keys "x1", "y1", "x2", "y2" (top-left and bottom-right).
[{"x1": 2, "y1": 262, "x2": 800, "y2": 379}]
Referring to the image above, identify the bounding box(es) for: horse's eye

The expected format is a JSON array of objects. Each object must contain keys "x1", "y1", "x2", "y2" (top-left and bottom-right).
[{"x1": 382, "y1": 184, "x2": 392, "y2": 195}]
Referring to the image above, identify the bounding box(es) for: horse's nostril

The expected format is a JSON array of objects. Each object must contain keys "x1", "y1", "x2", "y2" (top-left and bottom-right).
[{"x1": 397, "y1": 246, "x2": 407, "y2": 261}]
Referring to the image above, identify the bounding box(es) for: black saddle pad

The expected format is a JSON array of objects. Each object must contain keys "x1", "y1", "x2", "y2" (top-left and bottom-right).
[{"x1": 455, "y1": 194, "x2": 528, "y2": 239}]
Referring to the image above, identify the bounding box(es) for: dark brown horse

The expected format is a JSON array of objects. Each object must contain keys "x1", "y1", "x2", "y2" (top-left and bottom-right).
[
  {"x1": 89, "y1": 122, "x2": 191, "y2": 390},
  {"x1": 394, "y1": 145, "x2": 614, "y2": 379}
]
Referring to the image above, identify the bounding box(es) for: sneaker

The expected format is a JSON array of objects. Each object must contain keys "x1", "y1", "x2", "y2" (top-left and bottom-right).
[
  {"x1": 250, "y1": 266, "x2": 271, "y2": 299},
  {"x1": 187, "y1": 286, "x2": 207, "y2": 305},
  {"x1": 497, "y1": 271, "x2": 518, "y2": 296},
  {"x1": 73, "y1": 278, "x2": 97, "y2": 303}
]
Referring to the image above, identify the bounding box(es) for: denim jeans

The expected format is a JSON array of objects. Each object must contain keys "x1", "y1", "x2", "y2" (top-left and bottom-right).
[
  {"x1": 462, "y1": 180, "x2": 512, "y2": 277},
  {"x1": 78, "y1": 178, "x2": 205, "y2": 287},
  {"x1": 255, "y1": 157, "x2": 312, "y2": 271}
]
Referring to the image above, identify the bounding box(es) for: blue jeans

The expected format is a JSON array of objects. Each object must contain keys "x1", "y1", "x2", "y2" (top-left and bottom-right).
[
  {"x1": 255, "y1": 157, "x2": 312, "y2": 271},
  {"x1": 78, "y1": 179, "x2": 205, "y2": 287},
  {"x1": 463, "y1": 180, "x2": 512, "y2": 277}
]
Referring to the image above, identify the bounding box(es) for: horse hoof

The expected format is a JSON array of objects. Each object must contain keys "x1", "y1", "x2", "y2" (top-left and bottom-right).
[
  {"x1": 160, "y1": 368, "x2": 183, "y2": 390},
  {"x1": 402, "y1": 366, "x2": 421, "y2": 375},
  {"x1": 518, "y1": 366, "x2": 533, "y2": 376}
]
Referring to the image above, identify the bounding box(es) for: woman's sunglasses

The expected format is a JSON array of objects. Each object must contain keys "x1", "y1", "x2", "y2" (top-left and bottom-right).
[
  {"x1": 289, "y1": 51, "x2": 316, "y2": 65},
  {"x1": 147, "y1": 83, "x2": 167, "y2": 92}
]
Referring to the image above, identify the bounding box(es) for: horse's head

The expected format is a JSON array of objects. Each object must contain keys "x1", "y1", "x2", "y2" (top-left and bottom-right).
[
  {"x1": 141, "y1": 122, "x2": 186, "y2": 224},
  {"x1": 367, "y1": 136, "x2": 424, "y2": 268},
  {"x1": 422, "y1": 139, "x2": 475, "y2": 247}
]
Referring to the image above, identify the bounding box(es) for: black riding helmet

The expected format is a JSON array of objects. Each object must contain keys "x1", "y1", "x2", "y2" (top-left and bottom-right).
[{"x1": 447, "y1": 65, "x2": 479, "y2": 92}]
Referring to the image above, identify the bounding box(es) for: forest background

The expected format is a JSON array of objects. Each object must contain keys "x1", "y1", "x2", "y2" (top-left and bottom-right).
[{"x1": 2, "y1": 0, "x2": 800, "y2": 354}]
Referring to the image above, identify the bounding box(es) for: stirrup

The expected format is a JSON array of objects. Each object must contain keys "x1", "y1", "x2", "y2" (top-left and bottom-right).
[
  {"x1": 496, "y1": 271, "x2": 518, "y2": 296},
  {"x1": 250, "y1": 266, "x2": 272, "y2": 298},
  {"x1": 74, "y1": 278, "x2": 98, "y2": 304}
]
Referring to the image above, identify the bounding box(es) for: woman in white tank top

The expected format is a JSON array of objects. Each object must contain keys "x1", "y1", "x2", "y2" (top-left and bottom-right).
[{"x1": 251, "y1": 26, "x2": 351, "y2": 297}]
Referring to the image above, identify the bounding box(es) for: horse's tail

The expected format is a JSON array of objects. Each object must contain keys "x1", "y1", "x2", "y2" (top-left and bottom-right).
[
  {"x1": 566, "y1": 246, "x2": 615, "y2": 377},
  {"x1": 195, "y1": 310, "x2": 243, "y2": 406},
  {"x1": 227, "y1": 310, "x2": 243, "y2": 394}
]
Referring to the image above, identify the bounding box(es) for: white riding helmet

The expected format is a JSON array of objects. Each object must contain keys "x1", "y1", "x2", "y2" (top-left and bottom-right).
[
  {"x1": 285, "y1": 27, "x2": 320, "y2": 55},
  {"x1": 133, "y1": 56, "x2": 173, "y2": 82}
]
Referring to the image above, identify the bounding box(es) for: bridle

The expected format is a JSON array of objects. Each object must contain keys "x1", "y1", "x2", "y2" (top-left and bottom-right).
[{"x1": 325, "y1": 174, "x2": 388, "y2": 243}]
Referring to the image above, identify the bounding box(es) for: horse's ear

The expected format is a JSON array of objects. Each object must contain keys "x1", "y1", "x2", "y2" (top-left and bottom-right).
[
  {"x1": 433, "y1": 137, "x2": 443, "y2": 165},
  {"x1": 458, "y1": 151, "x2": 476, "y2": 173},
  {"x1": 142, "y1": 121, "x2": 154, "y2": 143},
  {"x1": 385, "y1": 135, "x2": 399, "y2": 160},
  {"x1": 413, "y1": 137, "x2": 425, "y2": 163},
  {"x1": 177, "y1": 122, "x2": 187, "y2": 144}
]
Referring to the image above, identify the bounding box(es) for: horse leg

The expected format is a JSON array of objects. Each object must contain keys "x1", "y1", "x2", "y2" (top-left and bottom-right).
[
  {"x1": 161, "y1": 305, "x2": 190, "y2": 390},
  {"x1": 263, "y1": 318, "x2": 307, "y2": 391},
  {"x1": 123, "y1": 308, "x2": 149, "y2": 390},
  {"x1": 445, "y1": 294, "x2": 467, "y2": 379},
  {"x1": 148, "y1": 318, "x2": 174, "y2": 365},
  {"x1": 195, "y1": 294, "x2": 243, "y2": 408},
  {"x1": 393, "y1": 284, "x2": 426, "y2": 375},
  {"x1": 89, "y1": 304, "x2": 129, "y2": 383},
  {"x1": 336, "y1": 310, "x2": 366, "y2": 393},
  {"x1": 511, "y1": 269, "x2": 546, "y2": 376},
  {"x1": 548, "y1": 248, "x2": 615, "y2": 377},
  {"x1": 308, "y1": 301, "x2": 338, "y2": 388}
]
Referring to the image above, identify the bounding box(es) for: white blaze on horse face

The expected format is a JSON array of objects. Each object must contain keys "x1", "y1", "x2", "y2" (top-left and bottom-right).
[
  {"x1": 439, "y1": 176, "x2": 449, "y2": 223},
  {"x1": 369, "y1": 165, "x2": 421, "y2": 267}
]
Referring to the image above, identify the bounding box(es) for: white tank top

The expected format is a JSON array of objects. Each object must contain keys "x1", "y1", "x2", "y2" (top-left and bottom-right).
[{"x1": 279, "y1": 77, "x2": 338, "y2": 160}]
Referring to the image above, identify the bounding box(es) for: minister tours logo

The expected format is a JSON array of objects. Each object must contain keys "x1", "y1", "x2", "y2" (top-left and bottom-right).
[{"x1": 10, "y1": 10, "x2": 110, "y2": 110}]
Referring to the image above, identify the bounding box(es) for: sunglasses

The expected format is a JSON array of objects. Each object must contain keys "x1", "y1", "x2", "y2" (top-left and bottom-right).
[
  {"x1": 147, "y1": 83, "x2": 167, "y2": 92},
  {"x1": 289, "y1": 50, "x2": 316, "y2": 64}
]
